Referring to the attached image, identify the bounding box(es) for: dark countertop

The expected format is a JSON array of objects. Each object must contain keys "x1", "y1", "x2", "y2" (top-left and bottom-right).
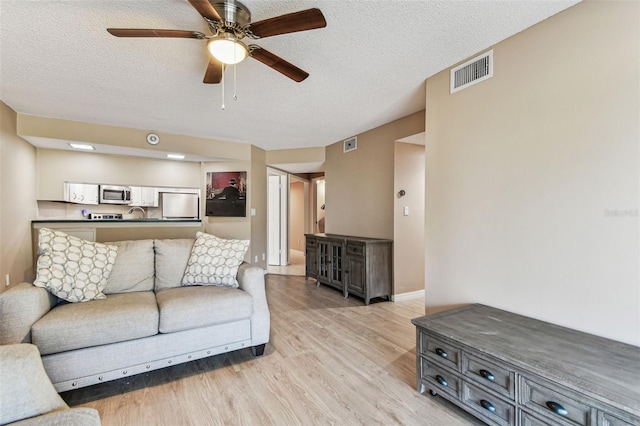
[{"x1": 32, "y1": 219, "x2": 201, "y2": 223}]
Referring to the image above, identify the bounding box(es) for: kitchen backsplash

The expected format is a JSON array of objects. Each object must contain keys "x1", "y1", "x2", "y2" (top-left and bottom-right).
[{"x1": 37, "y1": 201, "x2": 161, "y2": 220}]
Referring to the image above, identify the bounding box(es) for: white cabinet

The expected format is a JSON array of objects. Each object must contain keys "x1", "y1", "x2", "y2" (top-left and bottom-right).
[
  {"x1": 130, "y1": 186, "x2": 158, "y2": 207},
  {"x1": 64, "y1": 183, "x2": 99, "y2": 205}
]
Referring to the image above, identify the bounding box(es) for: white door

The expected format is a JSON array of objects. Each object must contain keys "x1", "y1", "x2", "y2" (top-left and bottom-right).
[{"x1": 268, "y1": 175, "x2": 281, "y2": 265}]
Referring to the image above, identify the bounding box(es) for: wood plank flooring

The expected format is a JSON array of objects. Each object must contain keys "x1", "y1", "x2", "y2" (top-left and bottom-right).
[{"x1": 62, "y1": 275, "x2": 481, "y2": 426}]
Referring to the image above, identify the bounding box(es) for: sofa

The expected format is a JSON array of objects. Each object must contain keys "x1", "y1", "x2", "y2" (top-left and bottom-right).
[
  {"x1": 0, "y1": 235, "x2": 270, "y2": 393},
  {"x1": 0, "y1": 343, "x2": 101, "y2": 425}
]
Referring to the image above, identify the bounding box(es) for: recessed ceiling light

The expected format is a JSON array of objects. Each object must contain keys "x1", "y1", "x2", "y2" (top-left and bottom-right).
[
  {"x1": 69, "y1": 143, "x2": 94, "y2": 150},
  {"x1": 167, "y1": 154, "x2": 185, "y2": 160}
]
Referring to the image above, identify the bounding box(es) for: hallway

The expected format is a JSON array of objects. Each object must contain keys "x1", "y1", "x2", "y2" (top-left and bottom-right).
[{"x1": 267, "y1": 249, "x2": 305, "y2": 276}]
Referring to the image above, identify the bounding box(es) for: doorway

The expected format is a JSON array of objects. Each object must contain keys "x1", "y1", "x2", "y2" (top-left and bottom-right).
[{"x1": 267, "y1": 168, "x2": 288, "y2": 266}]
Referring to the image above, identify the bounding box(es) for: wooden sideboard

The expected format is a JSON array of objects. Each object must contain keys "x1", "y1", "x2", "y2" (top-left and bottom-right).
[
  {"x1": 412, "y1": 304, "x2": 640, "y2": 426},
  {"x1": 304, "y1": 233, "x2": 392, "y2": 305}
]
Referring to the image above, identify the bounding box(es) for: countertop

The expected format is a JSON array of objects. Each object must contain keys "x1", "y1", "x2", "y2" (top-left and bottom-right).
[{"x1": 32, "y1": 219, "x2": 201, "y2": 223}]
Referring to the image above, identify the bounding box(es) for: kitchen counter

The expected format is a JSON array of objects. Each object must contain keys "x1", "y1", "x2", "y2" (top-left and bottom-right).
[
  {"x1": 31, "y1": 219, "x2": 204, "y2": 244},
  {"x1": 32, "y1": 219, "x2": 201, "y2": 224}
]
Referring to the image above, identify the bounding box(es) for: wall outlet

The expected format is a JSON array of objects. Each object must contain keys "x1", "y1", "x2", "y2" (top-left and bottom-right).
[
  {"x1": 262, "y1": 253, "x2": 266, "y2": 261},
  {"x1": 5, "y1": 274, "x2": 10, "y2": 287},
  {"x1": 254, "y1": 255, "x2": 258, "y2": 263}
]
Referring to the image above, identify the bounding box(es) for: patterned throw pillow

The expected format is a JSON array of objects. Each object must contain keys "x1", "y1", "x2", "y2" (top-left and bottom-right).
[
  {"x1": 181, "y1": 232, "x2": 250, "y2": 288},
  {"x1": 33, "y1": 228, "x2": 118, "y2": 303}
]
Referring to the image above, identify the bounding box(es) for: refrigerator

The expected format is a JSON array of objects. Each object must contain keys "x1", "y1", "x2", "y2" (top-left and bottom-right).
[{"x1": 161, "y1": 193, "x2": 199, "y2": 219}]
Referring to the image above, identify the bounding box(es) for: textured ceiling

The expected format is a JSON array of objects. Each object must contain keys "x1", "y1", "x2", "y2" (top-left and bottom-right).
[{"x1": 0, "y1": 0, "x2": 578, "y2": 152}]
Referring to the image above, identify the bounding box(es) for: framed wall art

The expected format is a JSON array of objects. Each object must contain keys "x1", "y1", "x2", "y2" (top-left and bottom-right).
[{"x1": 205, "y1": 171, "x2": 247, "y2": 217}]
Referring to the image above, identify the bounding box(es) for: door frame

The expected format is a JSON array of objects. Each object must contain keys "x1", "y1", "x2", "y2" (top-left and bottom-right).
[{"x1": 267, "y1": 168, "x2": 289, "y2": 266}]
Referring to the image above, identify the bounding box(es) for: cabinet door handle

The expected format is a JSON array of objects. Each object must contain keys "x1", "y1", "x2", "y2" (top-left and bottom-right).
[
  {"x1": 546, "y1": 401, "x2": 568, "y2": 416},
  {"x1": 480, "y1": 399, "x2": 495, "y2": 413},
  {"x1": 435, "y1": 348, "x2": 448, "y2": 358},
  {"x1": 479, "y1": 369, "x2": 495, "y2": 381},
  {"x1": 435, "y1": 375, "x2": 448, "y2": 387}
]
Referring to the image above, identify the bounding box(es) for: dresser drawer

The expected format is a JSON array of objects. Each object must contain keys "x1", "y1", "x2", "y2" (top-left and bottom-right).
[
  {"x1": 419, "y1": 332, "x2": 461, "y2": 371},
  {"x1": 463, "y1": 382, "x2": 516, "y2": 426},
  {"x1": 520, "y1": 410, "x2": 553, "y2": 426},
  {"x1": 346, "y1": 243, "x2": 364, "y2": 256},
  {"x1": 599, "y1": 411, "x2": 638, "y2": 426},
  {"x1": 520, "y1": 376, "x2": 593, "y2": 426},
  {"x1": 420, "y1": 356, "x2": 461, "y2": 399},
  {"x1": 463, "y1": 352, "x2": 515, "y2": 400},
  {"x1": 306, "y1": 238, "x2": 317, "y2": 249}
]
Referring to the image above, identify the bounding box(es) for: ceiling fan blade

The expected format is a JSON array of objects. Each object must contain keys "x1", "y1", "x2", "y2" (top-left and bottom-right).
[
  {"x1": 107, "y1": 28, "x2": 205, "y2": 39},
  {"x1": 203, "y1": 57, "x2": 224, "y2": 84},
  {"x1": 248, "y1": 8, "x2": 326, "y2": 39},
  {"x1": 250, "y1": 47, "x2": 309, "y2": 82},
  {"x1": 187, "y1": 0, "x2": 222, "y2": 22}
]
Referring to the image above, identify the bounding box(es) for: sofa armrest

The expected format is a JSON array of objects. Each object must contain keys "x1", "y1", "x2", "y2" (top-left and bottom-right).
[
  {"x1": 0, "y1": 344, "x2": 70, "y2": 425},
  {"x1": 237, "y1": 263, "x2": 270, "y2": 346},
  {"x1": 0, "y1": 283, "x2": 57, "y2": 345}
]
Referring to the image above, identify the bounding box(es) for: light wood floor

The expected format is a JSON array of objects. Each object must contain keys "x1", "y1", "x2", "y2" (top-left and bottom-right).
[{"x1": 62, "y1": 275, "x2": 481, "y2": 426}]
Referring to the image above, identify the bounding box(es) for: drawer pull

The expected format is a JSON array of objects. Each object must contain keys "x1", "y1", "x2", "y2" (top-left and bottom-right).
[
  {"x1": 480, "y1": 399, "x2": 496, "y2": 413},
  {"x1": 546, "y1": 401, "x2": 568, "y2": 416},
  {"x1": 435, "y1": 348, "x2": 448, "y2": 358},
  {"x1": 435, "y1": 375, "x2": 448, "y2": 387},
  {"x1": 479, "y1": 369, "x2": 495, "y2": 381}
]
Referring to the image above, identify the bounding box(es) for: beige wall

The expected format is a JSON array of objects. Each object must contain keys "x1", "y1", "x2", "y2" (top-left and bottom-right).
[
  {"x1": 0, "y1": 102, "x2": 38, "y2": 292},
  {"x1": 325, "y1": 111, "x2": 425, "y2": 240},
  {"x1": 393, "y1": 142, "x2": 425, "y2": 296},
  {"x1": 289, "y1": 180, "x2": 305, "y2": 252},
  {"x1": 424, "y1": 1, "x2": 639, "y2": 345},
  {"x1": 250, "y1": 145, "x2": 267, "y2": 269},
  {"x1": 17, "y1": 114, "x2": 251, "y2": 161}
]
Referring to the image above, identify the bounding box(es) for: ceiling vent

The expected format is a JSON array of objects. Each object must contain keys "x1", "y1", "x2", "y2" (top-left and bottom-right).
[
  {"x1": 450, "y1": 50, "x2": 493, "y2": 94},
  {"x1": 343, "y1": 137, "x2": 357, "y2": 153}
]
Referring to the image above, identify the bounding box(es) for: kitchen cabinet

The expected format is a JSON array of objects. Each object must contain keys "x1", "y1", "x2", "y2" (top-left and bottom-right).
[
  {"x1": 130, "y1": 186, "x2": 158, "y2": 207},
  {"x1": 305, "y1": 233, "x2": 392, "y2": 304},
  {"x1": 63, "y1": 182, "x2": 99, "y2": 205},
  {"x1": 412, "y1": 304, "x2": 640, "y2": 426}
]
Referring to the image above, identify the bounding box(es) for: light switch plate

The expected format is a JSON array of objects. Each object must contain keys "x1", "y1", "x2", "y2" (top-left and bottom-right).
[{"x1": 404, "y1": 206, "x2": 409, "y2": 216}]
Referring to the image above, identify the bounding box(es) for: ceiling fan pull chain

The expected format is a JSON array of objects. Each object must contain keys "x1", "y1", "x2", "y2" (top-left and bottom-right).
[
  {"x1": 221, "y1": 62, "x2": 226, "y2": 110},
  {"x1": 233, "y1": 63, "x2": 238, "y2": 101}
]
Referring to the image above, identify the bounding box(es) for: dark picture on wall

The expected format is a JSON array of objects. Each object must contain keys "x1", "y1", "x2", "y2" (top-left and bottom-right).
[{"x1": 206, "y1": 171, "x2": 247, "y2": 217}]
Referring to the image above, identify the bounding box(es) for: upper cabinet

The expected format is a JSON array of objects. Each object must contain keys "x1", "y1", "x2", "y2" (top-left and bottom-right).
[
  {"x1": 63, "y1": 182, "x2": 99, "y2": 205},
  {"x1": 130, "y1": 186, "x2": 159, "y2": 207}
]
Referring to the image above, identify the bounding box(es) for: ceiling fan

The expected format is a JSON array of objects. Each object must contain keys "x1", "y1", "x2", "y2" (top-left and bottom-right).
[{"x1": 107, "y1": 0, "x2": 327, "y2": 84}]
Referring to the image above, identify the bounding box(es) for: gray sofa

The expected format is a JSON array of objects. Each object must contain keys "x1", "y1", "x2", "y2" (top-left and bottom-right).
[{"x1": 0, "y1": 238, "x2": 270, "y2": 392}]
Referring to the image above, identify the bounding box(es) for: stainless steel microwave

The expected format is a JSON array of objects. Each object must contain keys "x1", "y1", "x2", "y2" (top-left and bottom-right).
[{"x1": 99, "y1": 185, "x2": 131, "y2": 205}]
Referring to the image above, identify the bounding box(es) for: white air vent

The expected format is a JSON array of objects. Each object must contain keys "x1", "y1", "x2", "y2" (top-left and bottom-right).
[
  {"x1": 343, "y1": 137, "x2": 357, "y2": 153},
  {"x1": 450, "y1": 50, "x2": 493, "y2": 94}
]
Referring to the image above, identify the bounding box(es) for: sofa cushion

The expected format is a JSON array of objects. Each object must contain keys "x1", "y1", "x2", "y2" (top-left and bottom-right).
[
  {"x1": 33, "y1": 228, "x2": 118, "y2": 303},
  {"x1": 32, "y1": 292, "x2": 159, "y2": 355},
  {"x1": 181, "y1": 232, "x2": 250, "y2": 288},
  {"x1": 156, "y1": 286, "x2": 253, "y2": 334},
  {"x1": 103, "y1": 239, "x2": 155, "y2": 294},
  {"x1": 154, "y1": 239, "x2": 194, "y2": 291}
]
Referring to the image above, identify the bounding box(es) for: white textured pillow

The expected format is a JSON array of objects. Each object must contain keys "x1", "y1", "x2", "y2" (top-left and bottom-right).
[
  {"x1": 181, "y1": 232, "x2": 249, "y2": 288},
  {"x1": 33, "y1": 228, "x2": 118, "y2": 303}
]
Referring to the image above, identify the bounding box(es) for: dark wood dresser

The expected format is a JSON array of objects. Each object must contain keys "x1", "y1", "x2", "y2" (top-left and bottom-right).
[
  {"x1": 412, "y1": 304, "x2": 640, "y2": 426},
  {"x1": 304, "y1": 233, "x2": 392, "y2": 305}
]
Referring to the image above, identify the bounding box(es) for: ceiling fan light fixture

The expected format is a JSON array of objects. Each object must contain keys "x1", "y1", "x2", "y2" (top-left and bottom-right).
[{"x1": 207, "y1": 34, "x2": 248, "y2": 65}]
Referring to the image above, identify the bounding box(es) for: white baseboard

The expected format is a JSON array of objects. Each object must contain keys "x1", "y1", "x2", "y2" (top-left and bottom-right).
[{"x1": 391, "y1": 289, "x2": 425, "y2": 302}]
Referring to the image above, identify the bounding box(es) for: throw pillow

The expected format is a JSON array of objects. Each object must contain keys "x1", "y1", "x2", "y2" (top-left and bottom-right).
[
  {"x1": 181, "y1": 232, "x2": 249, "y2": 288},
  {"x1": 33, "y1": 228, "x2": 118, "y2": 303}
]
